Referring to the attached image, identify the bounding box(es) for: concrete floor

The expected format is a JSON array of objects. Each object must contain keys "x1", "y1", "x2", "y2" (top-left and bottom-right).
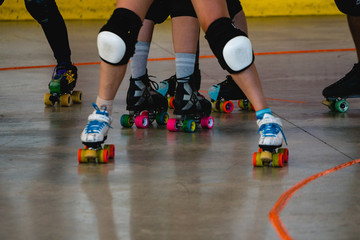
[{"x1": 0, "y1": 16, "x2": 359, "y2": 240}]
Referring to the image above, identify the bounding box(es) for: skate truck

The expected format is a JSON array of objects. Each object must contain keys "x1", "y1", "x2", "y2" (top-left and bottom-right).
[{"x1": 208, "y1": 75, "x2": 254, "y2": 113}]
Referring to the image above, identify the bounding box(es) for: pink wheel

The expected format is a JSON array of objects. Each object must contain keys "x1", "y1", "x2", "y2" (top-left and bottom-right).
[
  {"x1": 167, "y1": 118, "x2": 180, "y2": 132},
  {"x1": 135, "y1": 115, "x2": 149, "y2": 128},
  {"x1": 221, "y1": 101, "x2": 234, "y2": 113},
  {"x1": 200, "y1": 116, "x2": 214, "y2": 129}
]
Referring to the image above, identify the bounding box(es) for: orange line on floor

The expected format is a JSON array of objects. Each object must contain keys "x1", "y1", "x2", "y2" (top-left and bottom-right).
[
  {"x1": 269, "y1": 159, "x2": 360, "y2": 240},
  {"x1": 0, "y1": 48, "x2": 355, "y2": 71}
]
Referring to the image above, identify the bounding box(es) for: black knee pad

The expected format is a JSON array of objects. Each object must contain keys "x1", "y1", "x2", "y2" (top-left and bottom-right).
[
  {"x1": 25, "y1": 0, "x2": 56, "y2": 24},
  {"x1": 335, "y1": 0, "x2": 360, "y2": 16},
  {"x1": 205, "y1": 18, "x2": 254, "y2": 74},
  {"x1": 98, "y1": 8, "x2": 142, "y2": 65}
]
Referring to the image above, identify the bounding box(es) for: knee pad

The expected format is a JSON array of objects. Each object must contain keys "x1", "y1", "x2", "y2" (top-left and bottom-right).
[
  {"x1": 334, "y1": 0, "x2": 360, "y2": 16},
  {"x1": 97, "y1": 8, "x2": 142, "y2": 65},
  {"x1": 25, "y1": 0, "x2": 55, "y2": 24},
  {"x1": 205, "y1": 18, "x2": 254, "y2": 74}
]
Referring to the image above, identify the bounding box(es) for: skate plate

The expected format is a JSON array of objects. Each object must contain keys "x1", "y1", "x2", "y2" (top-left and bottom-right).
[
  {"x1": 78, "y1": 144, "x2": 115, "y2": 164},
  {"x1": 167, "y1": 114, "x2": 214, "y2": 133},
  {"x1": 322, "y1": 95, "x2": 360, "y2": 113},
  {"x1": 121, "y1": 110, "x2": 169, "y2": 128},
  {"x1": 44, "y1": 90, "x2": 82, "y2": 107},
  {"x1": 252, "y1": 147, "x2": 289, "y2": 167}
]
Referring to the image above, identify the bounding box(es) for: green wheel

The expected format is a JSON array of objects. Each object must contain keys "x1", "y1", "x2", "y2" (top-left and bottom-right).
[
  {"x1": 120, "y1": 114, "x2": 133, "y2": 128},
  {"x1": 156, "y1": 112, "x2": 169, "y2": 125},
  {"x1": 334, "y1": 99, "x2": 349, "y2": 113},
  {"x1": 183, "y1": 119, "x2": 196, "y2": 133}
]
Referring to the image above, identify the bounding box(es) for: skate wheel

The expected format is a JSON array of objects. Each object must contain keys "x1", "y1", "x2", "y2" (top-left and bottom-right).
[
  {"x1": 135, "y1": 115, "x2": 149, "y2": 128},
  {"x1": 72, "y1": 90, "x2": 82, "y2": 104},
  {"x1": 238, "y1": 99, "x2": 253, "y2": 111},
  {"x1": 278, "y1": 148, "x2": 289, "y2": 163},
  {"x1": 156, "y1": 112, "x2": 169, "y2": 125},
  {"x1": 272, "y1": 153, "x2": 284, "y2": 167},
  {"x1": 168, "y1": 97, "x2": 175, "y2": 109},
  {"x1": 253, "y1": 152, "x2": 263, "y2": 167},
  {"x1": 104, "y1": 144, "x2": 115, "y2": 159},
  {"x1": 200, "y1": 116, "x2": 214, "y2": 129},
  {"x1": 140, "y1": 110, "x2": 149, "y2": 117},
  {"x1": 44, "y1": 93, "x2": 54, "y2": 106},
  {"x1": 60, "y1": 94, "x2": 72, "y2": 107},
  {"x1": 97, "y1": 149, "x2": 109, "y2": 163},
  {"x1": 78, "y1": 149, "x2": 88, "y2": 163},
  {"x1": 183, "y1": 119, "x2": 196, "y2": 133},
  {"x1": 120, "y1": 114, "x2": 134, "y2": 128},
  {"x1": 335, "y1": 99, "x2": 349, "y2": 113},
  {"x1": 212, "y1": 101, "x2": 219, "y2": 112},
  {"x1": 220, "y1": 101, "x2": 234, "y2": 113},
  {"x1": 167, "y1": 118, "x2": 180, "y2": 132}
]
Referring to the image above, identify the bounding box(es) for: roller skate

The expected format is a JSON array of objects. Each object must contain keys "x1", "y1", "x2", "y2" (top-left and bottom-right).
[
  {"x1": 167, "y1": 74, "x2": 214, "y2": 133},
  {"x1": 322, "y1": 63, "x2": 360, "y2": 113},
  {"x1": 44, "y1": 62, "x2": 82, "y2": 107},
  {"x1": 208, "y1": 75, "x2": 254, "y2": 113},
  {"x1": 120, "y1": 73, "x2": 169, "y2": 128},
  {"x1": 252, "y1": 114, "x2": 289, "y2": 167},
  {"x1": 79, "y1": 103, "x2": 115, "y2": 163}
]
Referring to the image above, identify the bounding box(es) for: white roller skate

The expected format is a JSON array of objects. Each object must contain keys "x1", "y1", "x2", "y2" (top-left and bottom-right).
[
  {"x1": 78, "y1": 103, "x2": 115, "y2": 164},
  {"x1": 253, "y1": 113, "x2": 289, "y2": 167}
]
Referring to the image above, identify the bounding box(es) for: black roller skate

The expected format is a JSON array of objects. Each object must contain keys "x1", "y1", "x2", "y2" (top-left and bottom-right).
[
  {"x1": 322, "y1": 63, "x2": 360, "y2": 113},
  {"x1": 158, "y1": 69, "x2": 201, "y2": 109},
  {"x1": 167, "y1": 74, "x2": 214, "y2": 133},
  {"x1": 120, "y1": 73, "x2": 169, "y2": 128},
  {"x1": 44, "y1": 62, "x2": 82, "y2": 107},
  {"x1": 208, "y1": 75, "x2": 254, "y2": 113}
]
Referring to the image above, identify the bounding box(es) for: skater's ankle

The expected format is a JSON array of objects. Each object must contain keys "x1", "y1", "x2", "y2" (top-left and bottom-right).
[
  {"x1": 96, "y1": 96, "x2": 113, "y2": 115},
  {"x1": 256, "y1": 108, "x2": 272, "y2": 120}
]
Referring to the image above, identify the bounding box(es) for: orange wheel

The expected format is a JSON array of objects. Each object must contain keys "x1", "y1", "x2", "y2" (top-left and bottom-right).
[
  {"x1": 278, "y1": 148, "x2": 289, "y2": 163},
  {"x1": 220, "y1": 101, "x2": 234, "y2": 113},
  {"x1": 104, "y1": 144, "x2": 115, "y2": 159},
  {"x1": 78, "y1": 149, "x2": 87, "y2": 163},
  {"x1": 98, "y1": 149, "x2": 109, "y2": 163},
  {"x1": 168, "y1": 97, "x2": 175, "y2": 109},
  {"x1": 272, "y1": 153, "x2": 284, "y2": 167},
  {"x1": 252, "y1": 152, "x2": 263, "y2": 167}
]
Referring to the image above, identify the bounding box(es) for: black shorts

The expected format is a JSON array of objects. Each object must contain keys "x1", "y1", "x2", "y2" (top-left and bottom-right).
[
  {"x1": 146, "y1": 0, "x2": 243, "y2": 24},
  {"x1": 335, "y1": 0, "x2": 360, "y2": 16},
  {"x1": 145, "y1": 0, "x2": 196, "y2": 24}
]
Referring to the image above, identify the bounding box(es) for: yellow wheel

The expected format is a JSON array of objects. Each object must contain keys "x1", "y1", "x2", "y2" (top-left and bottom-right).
[
  {"x1": 272, "y1": 153, "x2": 284, "y2": 167},
  {"x1": 44, "y1": 93, "x2": 54, "y2": 106},
  {"x1": 97, "y1": 149, "x2": 109, "y2": 163},
  {"x1": 212, "y1": 101, "x2": 219, "y2": 112},
  {"x1": 72, "y1": 90, "x2": 82, "y2": 104},
  {"x1": 60, "y1": 94, "x2": 72, "y2": 107}
]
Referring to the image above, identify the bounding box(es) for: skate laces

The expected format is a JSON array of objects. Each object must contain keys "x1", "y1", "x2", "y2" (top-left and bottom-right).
[
  {"x1": 85, "y1": 103, "x2": 111, "y2": 134},
  {"x1": 258, "y1": 123, "x2": 287, "y2": 145}
]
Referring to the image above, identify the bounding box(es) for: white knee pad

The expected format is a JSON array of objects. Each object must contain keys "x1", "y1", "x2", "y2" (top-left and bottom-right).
[
  {"x1": 223, "y1": 36, "x2": 253, "y2": 72},
  {"x1": 97, "y1": 31, "x2": 126, "y2": 65}
]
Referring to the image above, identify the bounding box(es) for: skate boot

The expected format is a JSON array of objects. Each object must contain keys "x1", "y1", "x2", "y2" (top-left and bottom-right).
[
  {"x1": 167, "y1": 74, "x2": 214, "y2": 133},
  {"x1": 252, "y1": 114, "x2": 289, "y2": 167},
  {"x1": 208, "y1": 75, "x2": 254, "y2": 113},
  {"x1": 158, "y1": 69, "x2": 201, "y2": 109},
  {"x1": 120, "y1": 73, "x2": 169, "y2": 128},
  {"x1": 157, "y1": 75, "x2": 177, "y2": 108},
  {"x1": 44, "y1": 62, "x2": 82, "y2": 107},
  {"x1": 79, "y1": 103, "x2": 115, "y2": 163},
  {"x1": 322, "y1": 63, "x2": 360, "y2": 112}
]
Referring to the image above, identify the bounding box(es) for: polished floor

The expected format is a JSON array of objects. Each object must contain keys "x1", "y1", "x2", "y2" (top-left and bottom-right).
[{"x1": 0, "y1": 16, "x2": 359, "y2": 240}]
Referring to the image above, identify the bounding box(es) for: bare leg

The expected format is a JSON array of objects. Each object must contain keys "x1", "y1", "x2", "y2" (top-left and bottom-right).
[
  {"x1": 97, "y1": 0, "x2": 154, "y2": 101},
  {"x1": 191, "y1": 0, "x2": 268, "y2": 111},
  {"x1": 172, "y1": 16, "x2": 200, "y2": 54}
]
